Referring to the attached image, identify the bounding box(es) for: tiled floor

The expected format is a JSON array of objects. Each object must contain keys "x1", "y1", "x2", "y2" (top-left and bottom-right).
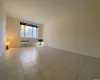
[{"x1": 0, "y1": 46, "x2": 100, "y2": 80}]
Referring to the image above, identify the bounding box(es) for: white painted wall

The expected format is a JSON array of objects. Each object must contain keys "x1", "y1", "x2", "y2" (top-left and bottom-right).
[
  {"x1": 6, "y1": 17, "x2": 20, "y2": 48},
  {"x1": 0, "y1": 0, "x2": 6, "y2": 56},
  {"x1": 43, "y1": 0, "x2": 100, "y2": 58},
  {"x1": 6, "y1": 16, "x2": 43, "y2": 48}
]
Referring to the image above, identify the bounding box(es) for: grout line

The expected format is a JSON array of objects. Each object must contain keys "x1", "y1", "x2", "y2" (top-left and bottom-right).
[
  {"x1": 20, "y1": 60, "x2": 39, "y2": 80},
  {"x1": 20, "y1": 64, "x2": 27, "y2": 80},
  {"x1": 31, "y1": 60, "x2": 47, "y2": 80},
  {"x1": 20, "y1": 60, "x2": 26, "y2": 80},
  {"x1": 2, "y1": 51, "x2": 9, "y2": 79},
  {"x1": 2, "y1": 51, "x2": 7, "y2": 79},
  {"x1": 76, "y1": 59, "x2": 85, "y2": 80},
  {"x1": 3, "y1": 59, "x2": 8, "y2": 80}
]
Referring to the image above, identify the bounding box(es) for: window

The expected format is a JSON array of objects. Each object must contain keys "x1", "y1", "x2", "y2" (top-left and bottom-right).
[{"x1": 20, "y1": 22, "x2": 38, "y2": 38}]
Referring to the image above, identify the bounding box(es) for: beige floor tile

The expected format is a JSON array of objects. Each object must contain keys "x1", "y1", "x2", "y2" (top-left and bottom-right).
[
  {"x1": 6, "y1": 65, "x2": 22, "y2": 74},
  {"x1": 0, "y1": 46, "x2": 100, "y2": 80},
  {"x1": 77, "y1": 57, "x2": 100, "y2": 80},
  {"x1": 7, "y1": 73, "x2": 25, "y2": 80},
  {"x1": 0, "y1": 72, "x2": 7, "y2": 80},
  {"x1": 24, "y1": 67, "x2": 46, "y2": 80},
  {"x1": 21, "y1": 62, "x2": 34, "y2": 71}
]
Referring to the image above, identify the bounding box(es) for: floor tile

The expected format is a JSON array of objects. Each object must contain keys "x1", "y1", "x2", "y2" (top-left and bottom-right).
[
  {"x1": 0, "y1": 46, "x2": 100, "y2": 80},
  {"x1": 77, "y1": 57, "x2": 100, "y2": 80},
  {"x1": 24, "y1": 67, "x2": 46, "y2": 80},
  {"x1": 7, "y1": 73, "x2": 25, "y2": 80},
  {"x1": 21, "y1": 62, "x2": 34, "y2": 71}
]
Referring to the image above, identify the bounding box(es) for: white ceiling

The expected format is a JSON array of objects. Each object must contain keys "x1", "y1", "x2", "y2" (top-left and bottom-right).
[{"x1": 4, "y1": 0, "x2": 86, "y2": 24}]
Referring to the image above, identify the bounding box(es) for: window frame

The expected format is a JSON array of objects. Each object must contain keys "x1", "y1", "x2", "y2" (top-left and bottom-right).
[{"x1": 20, "y1": 22, "x2": 38, "y2": 39}]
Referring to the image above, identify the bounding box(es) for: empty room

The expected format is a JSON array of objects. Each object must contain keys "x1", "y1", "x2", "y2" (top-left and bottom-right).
[{"x1": 0, "y1": 0, "x2": 100, "y2": 80}]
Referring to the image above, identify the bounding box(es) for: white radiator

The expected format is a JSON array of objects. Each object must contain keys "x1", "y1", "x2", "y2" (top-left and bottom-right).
[{"x1": 20, "y1": 40, "x2": 31, "y2": 47}]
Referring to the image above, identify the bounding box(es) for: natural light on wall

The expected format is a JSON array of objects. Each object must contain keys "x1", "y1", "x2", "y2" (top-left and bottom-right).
[{"x1": 20, "y1": 22, "x2": 38, "y2": 38}]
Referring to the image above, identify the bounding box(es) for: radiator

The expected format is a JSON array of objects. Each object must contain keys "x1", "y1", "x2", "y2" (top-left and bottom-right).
[{"x1": 20, "y1": 40, "x2": 31, "y2": 47}]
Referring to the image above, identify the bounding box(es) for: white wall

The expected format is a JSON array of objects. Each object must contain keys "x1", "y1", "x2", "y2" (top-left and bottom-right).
[
  {"x1": 6, "y1": 16, "x2": 43, "y2": 48},
  {"x1": 6, "y1": 17, "x2": 20, "y2": 48},
  {"x1": 43, "y1": 0, "x2": 100, "y2": 58},
  {"x1": 0, "y1": 0, "x2": 6, "y2": 56}
]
